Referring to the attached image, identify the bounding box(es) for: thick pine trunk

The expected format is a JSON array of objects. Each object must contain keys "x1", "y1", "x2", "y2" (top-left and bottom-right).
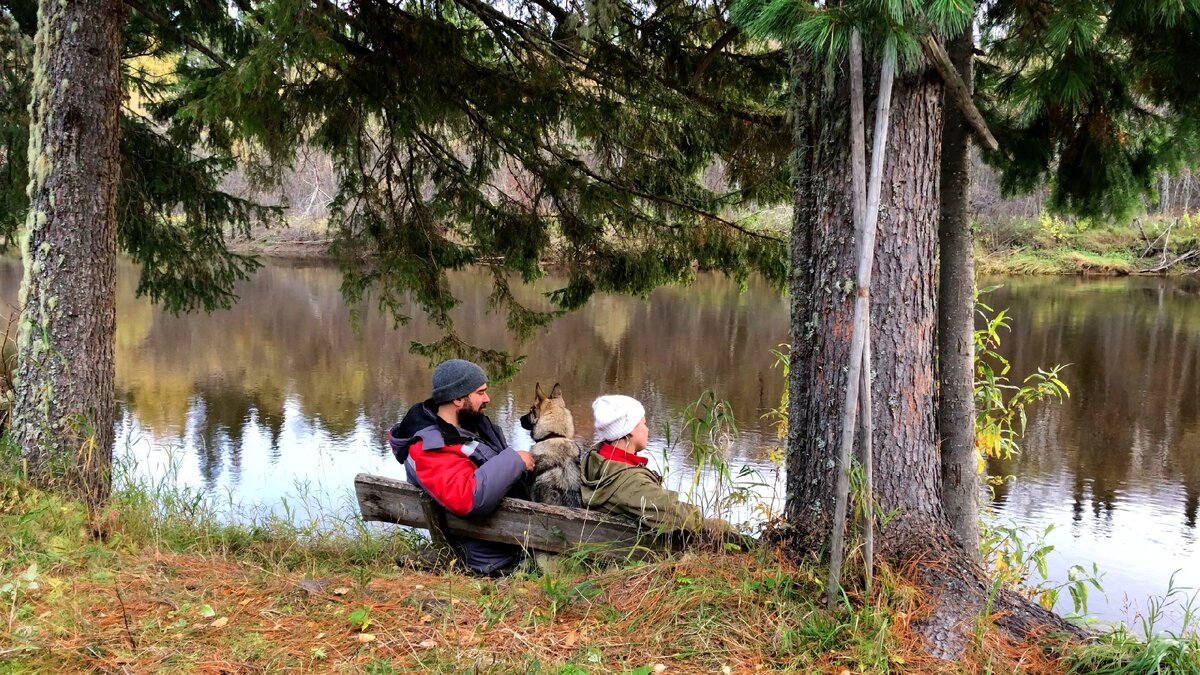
[
  {"x1": 937, "y1": 26, "x2": 981, "y2": 562},
  {"x1": 11, "y1": 0, "x2": 122, "y2": 504},
  {"x1": 786, "y1": 62, "x2": 943, "y2": 560},
  {"x1": 785, "y1": 56, "x2": 1082, "y2": 657}
]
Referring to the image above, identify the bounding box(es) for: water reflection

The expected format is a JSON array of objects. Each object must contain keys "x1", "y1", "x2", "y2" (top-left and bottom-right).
[
  {"x1": 7, "y1": 256, "x2": 1200, "y2": 627},
  {"x1": 983, "y1": 276, "x2": 1200, "y2": 626},
  {"x1": 0, "y1": 257, "x2": 789, "y2": 513}
]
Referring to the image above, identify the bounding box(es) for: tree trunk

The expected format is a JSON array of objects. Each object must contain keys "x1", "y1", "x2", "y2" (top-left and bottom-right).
[
  {"x1": 787, "y1": 59, "x2": 944, "y2": 565},
  {"x1": 11, "y1": 0, "x2": 122, "y2": 505},
  {"x1": 937, "y1": 25, "x2": 980, "y2": 563},
  {"x1": 785, "y1": 55, "x2": 1082, "y2": 658}
]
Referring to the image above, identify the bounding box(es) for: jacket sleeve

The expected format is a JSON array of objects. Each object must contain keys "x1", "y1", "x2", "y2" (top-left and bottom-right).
[
  {"x1": 408, "y1": 440, "x2": 526, "y2": 518},
  {"x1": 608, "y1": 469, "x2": 707, "y2": 533},
  {"x1": 464, "y1": 448, "x2": 527, "y2": 517}
]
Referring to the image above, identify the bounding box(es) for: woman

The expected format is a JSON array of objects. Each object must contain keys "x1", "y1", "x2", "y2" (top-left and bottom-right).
[{"x1": 581, "y1": 394, "x2": 733, "y2": 539}]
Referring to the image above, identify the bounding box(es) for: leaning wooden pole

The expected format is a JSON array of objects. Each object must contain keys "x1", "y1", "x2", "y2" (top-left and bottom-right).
[
  {"x1": 825, "y1": 29, "x2": 870, "y2": 609},
  {"x1": 825, "y1": 32, "x2": 896, "y2": 609},
  {"x1": 859, "y1": 334, "x2": 875, "y2": 594}
]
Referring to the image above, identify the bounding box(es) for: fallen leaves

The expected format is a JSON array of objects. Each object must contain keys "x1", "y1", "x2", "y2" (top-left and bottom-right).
[{"x1": 209, "y1": 617, "x2": 228, "y2": 629}]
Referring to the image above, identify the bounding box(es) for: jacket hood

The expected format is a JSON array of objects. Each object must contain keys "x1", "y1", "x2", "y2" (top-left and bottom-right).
[
  {"x1": 388, "y1": 398, "x2": 510, "y2": 464},
  {"x1": 389, "y1": 399, "x2": 446, "y2": 462}
]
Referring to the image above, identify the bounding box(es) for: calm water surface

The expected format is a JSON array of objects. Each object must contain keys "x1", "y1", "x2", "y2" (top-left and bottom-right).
[
  {"x1": 983, "y1": 277, "x2": 1200, "y2": 627},
  {"x1": 2, "y1": 259, "x2": 1197, "y2": 627}
]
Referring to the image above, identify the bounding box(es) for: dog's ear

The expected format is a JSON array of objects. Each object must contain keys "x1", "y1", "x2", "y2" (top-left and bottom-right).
[
  {"x1": 550, "y1": 382, "x2": 562, "y2": 399},
  {"x1": 535, "y1": 381, "x2": 546, "y2": 402}
]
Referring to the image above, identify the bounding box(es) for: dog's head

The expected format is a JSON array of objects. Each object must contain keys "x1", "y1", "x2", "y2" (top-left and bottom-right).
[{"x1": 519, "y1": 382, "x2": 574, "y2": 441}]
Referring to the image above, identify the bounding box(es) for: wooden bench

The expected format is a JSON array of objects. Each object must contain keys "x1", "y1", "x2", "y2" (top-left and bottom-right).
[{"x1": 354, "y1": 473, "x2": 678, "y2": 559}]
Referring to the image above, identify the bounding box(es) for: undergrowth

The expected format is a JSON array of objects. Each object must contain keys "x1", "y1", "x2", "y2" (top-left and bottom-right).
[{"x1": 0, "y1": 450, "x2": 1067, "y2": 674}]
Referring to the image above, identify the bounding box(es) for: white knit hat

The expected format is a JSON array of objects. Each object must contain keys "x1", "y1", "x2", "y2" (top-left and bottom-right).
[{"x1": 592, "y1": 395, "x2": 646, "y2": 442}]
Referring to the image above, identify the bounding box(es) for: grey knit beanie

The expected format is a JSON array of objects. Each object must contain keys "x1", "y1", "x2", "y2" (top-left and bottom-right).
[{"x1": 431, "y1": 359, "x2": 488, "y2": 404}]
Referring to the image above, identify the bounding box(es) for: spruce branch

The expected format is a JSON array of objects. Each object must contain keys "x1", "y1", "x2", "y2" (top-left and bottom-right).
[{"x1": 123, "y1": 0, "x2": 230, "y2": 70}]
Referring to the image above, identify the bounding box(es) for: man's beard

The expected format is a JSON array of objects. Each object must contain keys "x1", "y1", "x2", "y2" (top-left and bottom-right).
[{"x1": 458, "y1": 402, "x2": 487, "y2": 429}]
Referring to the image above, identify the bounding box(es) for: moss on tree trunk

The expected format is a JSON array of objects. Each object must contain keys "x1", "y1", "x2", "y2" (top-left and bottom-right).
[{"x1": 11, "y1": 0, "x2": 122, "y2": 505}]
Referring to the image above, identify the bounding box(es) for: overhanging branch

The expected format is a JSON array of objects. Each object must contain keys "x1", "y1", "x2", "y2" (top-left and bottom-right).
[{"x1": 123, "y1": 0, "x2": 231, "y2": 70}]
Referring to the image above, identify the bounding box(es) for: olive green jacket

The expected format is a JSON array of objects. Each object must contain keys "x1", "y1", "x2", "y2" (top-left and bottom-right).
[{"x1": 579, "y1": 447, "x2": 707, "y2": 534}]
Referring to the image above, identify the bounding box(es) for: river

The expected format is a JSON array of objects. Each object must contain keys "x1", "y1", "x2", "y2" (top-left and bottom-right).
[{"x1": 1, "y1": 258, "x2": 1196, "y2": 629}]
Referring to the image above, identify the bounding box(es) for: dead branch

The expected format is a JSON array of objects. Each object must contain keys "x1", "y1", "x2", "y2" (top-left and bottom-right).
[{"x1": 919, "y1": 36, "x2": 999, "y2": 152}]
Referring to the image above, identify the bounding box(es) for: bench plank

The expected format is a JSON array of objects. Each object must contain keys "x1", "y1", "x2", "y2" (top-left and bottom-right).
[{"x1": 354, "y1": 473, "x2": 674, "y2": 558}]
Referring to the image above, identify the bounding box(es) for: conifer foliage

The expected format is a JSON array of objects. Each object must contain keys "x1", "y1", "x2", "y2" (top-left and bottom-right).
[
  {"x1": 3, "y1": 0, "x2": 794, "y2": 378},
  {"x1": 979, "y1": 1, "x2": 1200, "y2": 221},
  {"x1": 175, "y1": 0, "x2": 790, "y2": 375},
  {"x1": 1, "y1": 0, "x2": 274, "y2": 314}
]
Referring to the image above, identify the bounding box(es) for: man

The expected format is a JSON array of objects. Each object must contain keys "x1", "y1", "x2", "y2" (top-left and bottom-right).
[{"x1": 388, "y1": 359, "x2": 535, "y2": 575}]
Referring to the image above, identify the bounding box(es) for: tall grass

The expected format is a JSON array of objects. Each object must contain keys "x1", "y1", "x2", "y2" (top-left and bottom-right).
[{"x1": 1, "y1": 434, "x2": 419, "y2": 582}]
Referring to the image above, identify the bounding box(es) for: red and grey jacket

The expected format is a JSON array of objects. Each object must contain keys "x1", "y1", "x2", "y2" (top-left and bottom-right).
[{"x1": 389, "y1": 400, "x2": 529, "y2": 518}]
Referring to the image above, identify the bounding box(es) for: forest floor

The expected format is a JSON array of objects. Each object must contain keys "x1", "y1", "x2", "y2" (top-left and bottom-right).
[{"x1": 5, "y1": 469, "x2": 1194, "y2": 674}]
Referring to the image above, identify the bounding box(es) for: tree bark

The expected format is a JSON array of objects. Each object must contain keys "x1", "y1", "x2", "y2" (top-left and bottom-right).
[
  {"x1": 785, "y1": 54, "x2": 1082, "y2": 658},
  {"x1": 11, "y1": 0, "x2": 122, "y2": 505},
  {"x1": 937, "y1": 25, "x2": 980, "y2": 563},
  {"x1": 787, "y1": 62, "x2": 944, "y2": 564}
]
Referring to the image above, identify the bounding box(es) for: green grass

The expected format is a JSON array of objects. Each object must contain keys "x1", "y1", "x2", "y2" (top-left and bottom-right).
[
  {"x1": 4, "y1": 441, "x2": 1200, "y2": 673},
  {"x1": 975, "y1": 215, "x2": 1200, "y2": 276}
]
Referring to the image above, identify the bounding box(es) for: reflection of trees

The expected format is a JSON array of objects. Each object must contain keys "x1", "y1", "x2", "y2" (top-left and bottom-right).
[
  {"x1": 0, "y1": 258, "x2": 789, "y2": 473},
  {"x1": 983, "y1": 277, "x2": 1200, "y2": 530}
]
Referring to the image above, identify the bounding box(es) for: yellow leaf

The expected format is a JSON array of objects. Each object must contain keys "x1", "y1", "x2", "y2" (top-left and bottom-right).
[
  {"x1": 210, "y1": 617, "x2": 229, "y2": 628},
  {"x1": 357, "y1": 633, "x2": 376, "y2": 643},
  {"x1": 420, "y1": 614, "x2": 433, "y2": 624}
]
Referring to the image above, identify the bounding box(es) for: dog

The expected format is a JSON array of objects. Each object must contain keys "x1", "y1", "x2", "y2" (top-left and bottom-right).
[{"x1": 518, "y1": 382, "x2": 583, "y2": 509}]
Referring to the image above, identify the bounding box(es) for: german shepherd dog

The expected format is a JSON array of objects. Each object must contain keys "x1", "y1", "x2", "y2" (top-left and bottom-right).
[{"x1": 519, "y1": 382, "x2": 583, "y2": 508}]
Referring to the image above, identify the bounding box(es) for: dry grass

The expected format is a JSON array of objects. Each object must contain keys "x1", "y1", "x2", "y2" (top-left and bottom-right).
[
  {"x1": 1, "y1": 543, "x2": 1079, "y2": 673},
  {"x1": 0, "y1": 468, "x2": 1091, "y2": 674}
]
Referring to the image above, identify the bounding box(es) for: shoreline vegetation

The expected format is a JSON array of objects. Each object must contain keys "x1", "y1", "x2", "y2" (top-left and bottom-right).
[
  {"x1": 3, "y1": 457, "x2": 1199, "y2": 673},
  {"x1": 227, "y1": 213, "x2": 1200, "y2": 279}
]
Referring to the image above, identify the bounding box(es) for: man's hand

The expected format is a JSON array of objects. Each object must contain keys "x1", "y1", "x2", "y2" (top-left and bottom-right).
[{"x1": 516, "y1": 450, "x2": 535, "y2": 471}]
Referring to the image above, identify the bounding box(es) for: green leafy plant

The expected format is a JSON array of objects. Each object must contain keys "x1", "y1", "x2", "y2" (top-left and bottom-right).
[
  {"x1": 348, "y1": 606, "x2": 371, "y2": 632},
  {"x1": 979, "y1": 521, "x2": 1104, "y2": 617},
  {"x1": 660, "y1": 389, "x2": 772, "y2": 536},
  {"x1": 974, "y1": 289, "x2": 1071, "y2": 472}
]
